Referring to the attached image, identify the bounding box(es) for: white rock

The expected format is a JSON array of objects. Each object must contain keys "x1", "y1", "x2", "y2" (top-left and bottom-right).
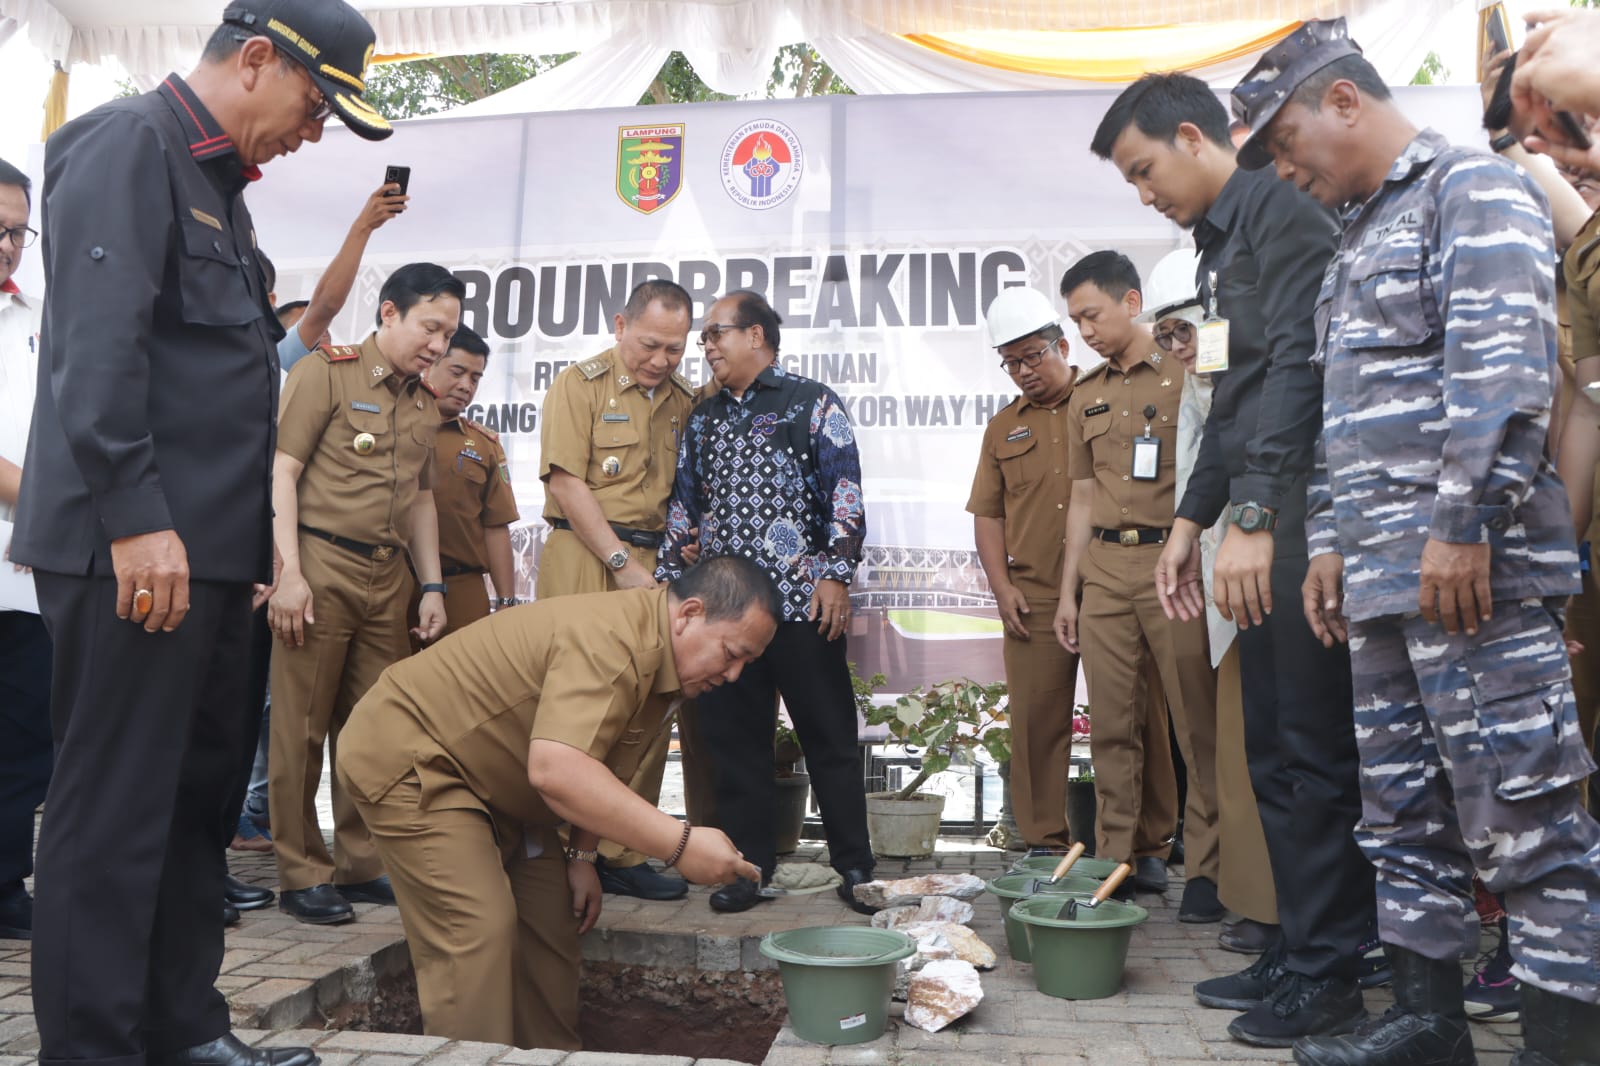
[
  {"x1": 869, "y1": 896, "x2": 975, "y2": 930},
  {"x1": 902, "y1": 921, "x2": 997, "y2": 970},
  {"x1": 904, "y1": 959, "x2": 984, "y2": 1033},
  {"x1": 854, "y1": 873, "x2": 986, "y2": 909}
]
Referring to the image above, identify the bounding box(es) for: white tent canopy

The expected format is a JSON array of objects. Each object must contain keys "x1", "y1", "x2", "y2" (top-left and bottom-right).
[{"x1": 2, "y1": 0, "x2": 1463, "y2": 110}]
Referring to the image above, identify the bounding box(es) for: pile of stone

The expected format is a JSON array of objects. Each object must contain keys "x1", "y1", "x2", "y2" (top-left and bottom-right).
[{"x1": 856, "y1": 873, "x2": 993, "y2": 1033}]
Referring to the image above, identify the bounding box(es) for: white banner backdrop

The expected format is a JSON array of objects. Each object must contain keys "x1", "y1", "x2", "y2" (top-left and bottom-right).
[{"x1": 248, "y1": 86, "x2": 1481, "y2": 689}]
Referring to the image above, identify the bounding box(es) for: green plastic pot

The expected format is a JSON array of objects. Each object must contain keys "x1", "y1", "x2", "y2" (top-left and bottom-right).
[
  {"x1": 1009, "y1": 853, "x2": 1122, "y2": 880},
  {"x1": 1010, "y1": 894, "x2": 1149, "y2": 1000},
  {"x1": 984, "y1": 872, "x2": 1105, "y2": 962},
  {"x1": 759, "y1": 926, "x2": 917, "y2": 1045}
]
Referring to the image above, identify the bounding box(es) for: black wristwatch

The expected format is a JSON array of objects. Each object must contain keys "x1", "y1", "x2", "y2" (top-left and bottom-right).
[
  {"x1": 420, "y1": 582, "x2": 448, "y2": 596},
  {"x1": 496, "y1": 596, "x2": 520, "y2": 609},
  {"x1": 1489, "y1": 131, "x2": 1518, "y2": 154},
  {"x1": 1229, "y1": 501, "x2": 1278, "y2": 533}
]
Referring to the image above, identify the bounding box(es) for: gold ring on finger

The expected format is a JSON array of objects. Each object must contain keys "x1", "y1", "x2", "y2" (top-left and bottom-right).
[{"x1": 133, "y1": 588, "x2": 154, "y2": 614}]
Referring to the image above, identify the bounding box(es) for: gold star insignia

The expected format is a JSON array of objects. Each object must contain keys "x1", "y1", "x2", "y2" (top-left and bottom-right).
[{"x1": 1161, "y1": 379, "x2": 1172, "y2": 388}]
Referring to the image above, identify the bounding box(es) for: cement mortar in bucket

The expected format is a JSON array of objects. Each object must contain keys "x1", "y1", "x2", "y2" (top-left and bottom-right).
[
  {"x1": 1010, "y1": 894, "x2": 1149, "y2": 1000},
  {"x1": 984, "y1": 871, "x2": 1104, "y2": 962},
  {"x1": 759, "y1": 926, "x2": 917, "y2": 1045},
  {"x1": 1009, "y1": 853, "x2": 1123, "y2": 880}
]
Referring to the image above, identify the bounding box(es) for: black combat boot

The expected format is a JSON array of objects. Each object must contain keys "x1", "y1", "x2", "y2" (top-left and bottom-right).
[
  {"x1": 1292, "y1": 945, "x2": 1475, "y2": 1066},
  {"x1": 1510, "y1": 983, "x2": 1600, "y2": 1066}
]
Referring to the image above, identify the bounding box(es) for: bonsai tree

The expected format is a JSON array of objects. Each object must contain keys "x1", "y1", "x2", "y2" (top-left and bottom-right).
[{"x1": 864, "y1": 678, "x2": 1011, "y2": 800}]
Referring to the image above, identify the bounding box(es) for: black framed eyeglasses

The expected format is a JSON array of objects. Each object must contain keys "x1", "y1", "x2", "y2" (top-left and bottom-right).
[
  {"x1": 1153, "y1": 320, "x2": 1196, "y2": 351},
  {"x1": 697, "y1": 322, "x2": 750, "y2": 349},
  {"x1": 0, "y1": 225, "x2": 38, "y2": 248},
  {"x1": 999, "y1": 336, "x2": 1060, "y2": 375}
]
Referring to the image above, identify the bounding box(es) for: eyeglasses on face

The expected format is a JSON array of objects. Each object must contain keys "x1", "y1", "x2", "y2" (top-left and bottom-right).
[
  {"x1": 1153, "y1": 320, "x2": 1196, "y2": 351},
  {"x1": 697, "y1": 322, "x2": 750, "y2": 349},
  {"x1": 0, "y1": 225, "x2": 37, "y2": 248},
  {"x1": 999, "y1": 336, "x2": 1060, "y2": 375}
]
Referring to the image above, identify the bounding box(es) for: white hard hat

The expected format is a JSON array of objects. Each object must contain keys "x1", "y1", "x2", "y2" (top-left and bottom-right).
[
  {"x1": 984, "y1": 286, "x2": 1059, "y2": 347},
  {"x1": 1135, "y1": 249, "x2": 1205, "y2": 326}
]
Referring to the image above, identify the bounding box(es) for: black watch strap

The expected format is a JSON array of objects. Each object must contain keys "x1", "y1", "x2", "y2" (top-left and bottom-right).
[{"x1": 420, "y1": 582, "x2": 448, "y2": 596}]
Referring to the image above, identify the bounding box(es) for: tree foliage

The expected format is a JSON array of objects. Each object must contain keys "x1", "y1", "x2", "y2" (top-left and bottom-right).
[{"x1": 1411, "y1": 50, "x2": 1449, "y2": 86}]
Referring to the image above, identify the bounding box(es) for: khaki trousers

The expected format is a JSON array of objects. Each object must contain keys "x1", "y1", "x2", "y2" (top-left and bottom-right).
[
  {"x1": 537, "y1": 529, "x2": 712, "y2": 862},
  {"x1": 1002, "y1": 600, "x2": 1080, "y2": 848},
  {"x1": 1214, "y1": 643, "x2": 1278, "y2": 923},
  {"x1": 338, "y1": 767, "x2": 580, "y2": 1049},
  {"x1": 1078, "y1": 538, "x2": 1220, "y2": 875},
  {"x1": 269, "y1": 533, "x2": 403, "y2": 889}
]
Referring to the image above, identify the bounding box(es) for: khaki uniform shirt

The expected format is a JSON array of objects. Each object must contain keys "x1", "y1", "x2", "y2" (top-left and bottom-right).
[
  {"x1": 965, "y1": 378, "x2": 1079, "y2": 601},
  {"x1": 433, "y1": 417, "x2": 520, "y2": 571},
  {"x1": 278, "y1": 331, "x2": 438, "y2": 546},
  {"x1": 538, "y1": 347, "x2": 698, "y2": 529},
  {"x1": 339, "y1": 587, "x2": 681, "y2": 848},
  {"x1": 1565, "y1": 207, "x2": 1600, "y2": 365},
  {"x1": 1065, "y1": 346, "x2": 1184, "y2": 531}
]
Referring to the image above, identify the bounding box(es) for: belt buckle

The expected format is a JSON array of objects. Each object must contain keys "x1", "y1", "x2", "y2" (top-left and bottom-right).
[
  {"x1": 1119, "y1": 529, "x2": 1140, "y2": 547},
  {"x1": 372, "y1": 545, "x2": 395, "y2": 562}
]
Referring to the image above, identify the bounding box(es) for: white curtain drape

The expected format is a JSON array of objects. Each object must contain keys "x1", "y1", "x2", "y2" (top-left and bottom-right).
[
  {"x1": 442, "y1": 39, "x2": 670, "y2": 116},
  {"x1": 3, "y1": 0, "x2": 1463, "y2": 84}
]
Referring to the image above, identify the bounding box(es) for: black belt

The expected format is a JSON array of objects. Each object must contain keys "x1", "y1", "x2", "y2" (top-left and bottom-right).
[
  {"x1": 300, "y1": 524, "x2": 401, "y2": 562},
  {"x1": 1093, "y1": 526, "x2": 1169, "y2": 546},
  {"x1": 440, "y1": 562, "x2": 484, "y2": 578},
  {"x1": 548, "y1": 516, "x2": 664, "y2": 550}
]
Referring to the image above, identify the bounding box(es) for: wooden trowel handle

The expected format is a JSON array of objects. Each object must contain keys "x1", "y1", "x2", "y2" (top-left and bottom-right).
[
  {"x1": 1093, "y1": 862, "x2": 1133, "y2": 903},
  {"x1": 1048, "y1": 842, "x2": 1087, "y2": 883}
]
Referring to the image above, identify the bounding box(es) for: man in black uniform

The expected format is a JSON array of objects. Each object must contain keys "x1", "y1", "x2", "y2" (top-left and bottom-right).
[
  {"x1": 10, "y1": 3, "x2": 392, "y2": 1065},
  {"x1": 1092, "y1": 73, "x2": 1376, "y2": 1047}
]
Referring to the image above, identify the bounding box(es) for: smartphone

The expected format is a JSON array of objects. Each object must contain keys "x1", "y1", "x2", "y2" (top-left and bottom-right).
[
  {"x1": 383, "y1": 165, "x2": 411, "y2": 197},
  {"x1": 1554, "y1": 110, "x2": 1594, "y2": 151}
]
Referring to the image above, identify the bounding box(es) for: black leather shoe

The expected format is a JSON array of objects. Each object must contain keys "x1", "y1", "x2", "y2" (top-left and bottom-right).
[
  {"x1": 1220, "y1": 918, "x2": 1280, "y2": 955},
  {"x1": 335, "y1": 875, "x2": 396, "y2": 905},
  {"x1": 1515, "y1": 983, "x2": 1600, "y2": 1066},
  {"x1": 597, "y1": 860, "x2": 688, "y2": 901},
  {"x1": 0, "y1": 884, "x2": 32, "y2": 940},
  {"x1": 1196, "y1": 934, "x2": 1287, "y2": 1010},
  {"x1": 279, "y1": 884, "x2": 354, "y2": 925},
  {"x1": 709, "y1": 877, "x2": 772, "y2": 914},
  {"x1": 150, "y1": 1032, "x2": 317, "y2": 1066},
  {"x1": 1133, "y1": 855, "x2": 1169, "y2": 893},
  {"x1": 836, "y1": 868, "x2": 877, "y2": 915},
  {"x1": 224, "y1": 875, "x2": 274, "y2": 911},
  {"x1": 223, "y1": 901, "x2": 240, "y2": 928},
  {"x1": 1230, "y1": 972, "x2": 1365, "y2": 1047},
  {"x1": 1179, "y1": 876, "x2": 1226, "y2": 923},
  {"x1": 1292, "y1": 946, "x2": 1473, "y2": 1066}
]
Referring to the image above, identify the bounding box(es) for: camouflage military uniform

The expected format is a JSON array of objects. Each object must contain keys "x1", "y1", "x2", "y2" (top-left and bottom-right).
[{"x1": 1309, "y1": 129, "x2": 1600, "y2": 1001}]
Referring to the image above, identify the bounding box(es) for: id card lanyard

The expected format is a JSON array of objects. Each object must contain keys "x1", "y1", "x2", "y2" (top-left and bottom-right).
[
  {"x1": 1196, "y1": 269, "x2": 1230, "y2": 374},
  {"x1": 1132, "y1": 404, "x2": 1160, "y2": 481}
]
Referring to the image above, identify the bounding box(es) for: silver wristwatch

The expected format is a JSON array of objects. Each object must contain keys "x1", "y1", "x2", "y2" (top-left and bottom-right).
[{"x1": 605, "y1": 547, "x2": 630, "y2": 571}]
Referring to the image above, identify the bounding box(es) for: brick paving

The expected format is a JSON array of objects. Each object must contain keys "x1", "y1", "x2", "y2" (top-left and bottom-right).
[{"x1": 0, "y1": 838, "x2": 1522, "y2": 1065}]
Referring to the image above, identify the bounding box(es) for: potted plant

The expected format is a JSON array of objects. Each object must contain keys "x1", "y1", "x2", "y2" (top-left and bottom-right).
[
  {"x1": 861, "y1": 678, "x2": 1011, "y2": 858},
  {"x1": 774, "y1": 713, "x2": 810, "y2": 854}
]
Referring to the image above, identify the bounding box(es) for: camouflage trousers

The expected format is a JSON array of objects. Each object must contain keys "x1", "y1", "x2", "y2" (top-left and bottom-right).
[{"x1": 1347, "y1": 598, "x2": 1600, "y2": 1002}]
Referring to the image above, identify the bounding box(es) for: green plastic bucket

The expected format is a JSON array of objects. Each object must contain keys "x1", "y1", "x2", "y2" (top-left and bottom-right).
[
  {"x1": 759, "y1": 926, "x2": 917, "y2": 1045},
  {"x1": 1009, "y1": 853, "x2": 1122, "y2": 880},
  {"x1": 1010, "y1": 895, "x2": 1149, "y2": 1000},
  {"x1": 984, "y1": 872, "x2": 1105, "y2": 962}
]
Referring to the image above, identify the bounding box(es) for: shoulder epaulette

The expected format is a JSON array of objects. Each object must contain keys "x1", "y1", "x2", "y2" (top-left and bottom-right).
[
  {"x1": 999, "y1": 395, "x2": 1024, "y2": 415},
  {"x1": 321, "y1": 345, "x2": 360, "y2": 363},
  {"x1": 670, "y1": 371, "x2": 695, "y2": 395},
  {"x1": 463, "y1": 418, "x2": 499, "y2": 443},
  {"x1": 419, "y1": 378, "x2": 439, "y2": 399},
  {"x1": 576, "y1": 355, "x2": 610, "y2": 380}
]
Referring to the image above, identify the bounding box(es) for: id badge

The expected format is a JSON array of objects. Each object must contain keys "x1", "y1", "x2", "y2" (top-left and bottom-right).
[
  {"x1": 1132, "y1": 435, "x2": 1161, "y2": 480},
  {"x1": 1196, "y1": 319, "x2": 1231, "y2": 374}
]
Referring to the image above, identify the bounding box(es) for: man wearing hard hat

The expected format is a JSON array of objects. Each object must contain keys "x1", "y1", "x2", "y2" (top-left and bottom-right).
[{"x1": 969, "y1": 286, "x2": 1178, "y2": 859}]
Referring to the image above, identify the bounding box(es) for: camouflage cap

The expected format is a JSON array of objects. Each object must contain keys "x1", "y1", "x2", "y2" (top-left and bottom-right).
[{"x1": 1231, "y1": 18, "x2": 1362, "y2": 171}]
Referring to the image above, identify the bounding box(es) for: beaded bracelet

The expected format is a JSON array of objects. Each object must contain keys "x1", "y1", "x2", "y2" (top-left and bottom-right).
[{"x1": 665, "y1": 822, "x2": 692, "y2": 868}]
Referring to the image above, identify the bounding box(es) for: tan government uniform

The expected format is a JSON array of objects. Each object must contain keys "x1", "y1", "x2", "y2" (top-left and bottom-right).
[
  {"x1": 1065, "y1": 346, "x2": 1220, "y2": 874},
  {"x1": 270, "y1": 332, "x2": 439, "y2": 891},
  {"x1": 966, "y1": 381, "x2": 1175, "y2": 850},
  {"x1": 408, "y1": 417, "x2": 519, "y2": 639},
  {"x1": 536, "y1": 348, "x2": 711, "y2": 856},
  {"x1": 335, "y1": 587, "x2": 682, "y2": 1048},
  {"x1": 1560, "y1": 211, "x2": 1600, "y2": 807}
]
